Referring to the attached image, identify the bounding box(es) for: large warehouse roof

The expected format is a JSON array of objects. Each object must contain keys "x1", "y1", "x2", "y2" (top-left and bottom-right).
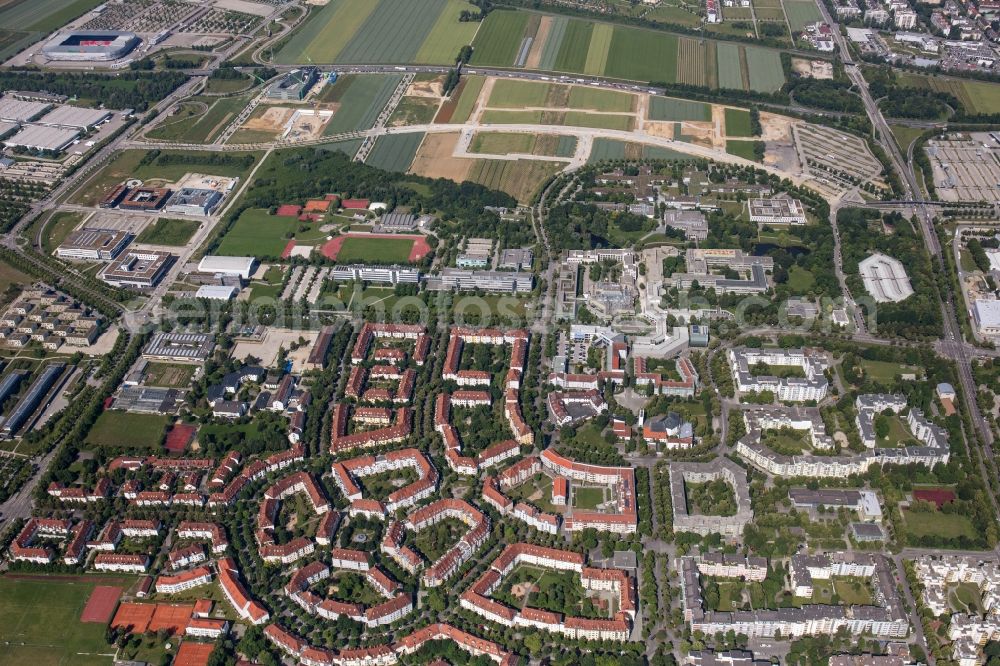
[
  {"x1": 38, "y1": 106, "x2": 112, "y2": 130},
  {"x1": 4, "y1": 125, "x2": 79, "y2": 152},
  {"x1": 0, "y1": 97, "x2": 51, "y2": 123}
]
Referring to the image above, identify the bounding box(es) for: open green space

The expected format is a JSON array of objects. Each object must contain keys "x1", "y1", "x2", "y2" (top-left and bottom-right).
[
  {"x1": 216, "y1": 208, "x2": 325, "y2": 258},
  {"x1": 358, "y1": 467, "x2": 419, "y2": 500},
  {"x1": 896, "y1": 71, "x2": 1000, "y2": 115},
  {"x1": 889, "y1": 124, "x2": 925, "y2": 153},
  {"x1": 951, "y1": 582, "x2": 985, "y2": 614},
  {"x1": 901, "y1": 509, "x2": 978, "y2": 540},
  {"x1": 466, "y1": 158, "x2": 562, "y2": 204},
  {"x1": 0, "y1": 257, "x2": 32, "y2": 299},
  {"x1": 786, "y1": 265, "x2": 816, "y2": 294},
  {"x1": 859, "y1": 359, "x2": 917, "y2": 385},
  {"x1": 572, "y1": 486, "x2": 605, "y2": 510},
  {"x1": 389, "y1": 97, "x2": 439, "y2": 126},
  {"x1": 135, "y1": 218, "x2": 200, "y2": 247},
  {"x1": 0, "y1": 575, "x2": 121, "y2": 666},
  {"x1": 249, "y1": 266, "x2": 285, "y2": 300},
  {"x1": 365, "y1": 133, "x2": 424, "y2": 173},
  {"x1": 761, "y1": 427, "x2": 811, "y2": 455},
  {"x1": 566, "y1": 86, "x2": 635, "y2": 112},
  {"x1": 411, "y1": 516, "x2": 468, "y2": 562},
  {"x1": 322, "y1": 74, "x2": 404, "y2": 135},
  {"x1": 147, "y1": 94, "x2": 251, "y2": 144},
  {"x1": 328, "y1": 572, "x2": 386, "y2": 606},
  {"x1": 724, "y1": 108, "x2": 753, "y2": 137},
  {"x1": 40, "y1": 211, "x2": 84, "y2": 255},
  {"x1": 726, "y1": 140, "x2": 759, "y2": 161},
  {"x1": 496, "y1": 565, "x2": 607, "y2": 618},
  {"x1": 85, "y1": 411, "x2": 168, "y2": 449}
]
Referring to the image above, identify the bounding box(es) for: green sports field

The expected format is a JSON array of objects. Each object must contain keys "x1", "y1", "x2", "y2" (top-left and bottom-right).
[
  {"x1": 0, "y1": 576, "x2": 120, "y2": 666},
  {"x1": 216, "y1": 208, "x2": 328, "y2": 257},
  {"x1": 276, "y1": 0, "x2": 480, "y2": 65},
  {"x1": 335, "y1": 237, "x2": 415, "y2": 263},
  {"x1": 469, "y1": 10, "x2": 787, "y2": 92},
  {"x1": 783, "y1": 0, "x2": 823, "y2": 31},
  {"x1": 85, "y1": 412, "x2": 168, "y2": 449}
]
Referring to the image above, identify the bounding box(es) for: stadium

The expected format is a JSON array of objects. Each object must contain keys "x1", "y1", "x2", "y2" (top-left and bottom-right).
[{"x1": 42, "y1": 31, "x2": 139, "y2": 62}]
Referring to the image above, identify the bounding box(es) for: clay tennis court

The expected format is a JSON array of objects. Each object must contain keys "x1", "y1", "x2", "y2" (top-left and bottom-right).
[
  {"x1": 112, "y1": 602, "x2": 194, "y2": 635},
  {"x1": 80, "y1": 585, "x2": 122, "y2": 623},
  {"x1": 913, "y1": 488, "x2": 957, "y2": 508},
  {"x1": 320, "y1": 233, "x2": 430, "y2": 263},
  {"x1": 164, "y1": 424, "x2": 197, "y2": 454},
  {"x1": 174, "y1": 642, "x2": 215, "y2": 666}
]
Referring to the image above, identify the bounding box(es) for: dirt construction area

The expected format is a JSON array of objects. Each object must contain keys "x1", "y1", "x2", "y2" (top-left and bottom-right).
[
  {"x1": 405, "y1": 78, "x2": 444, "y2": 98},
  {"x1": 408, "y1": 132, "x2": 473, "y2": 182},
  {"x1": 242, "y1": 106, "x2": 296, "y2": 133},
  {"x1": 233, "y1": 328, "x2": 319, "y2": 371},
  {"x1": 791, "y1": 58, "x2": 834, "y2": 79},
  {"x1": 240, "y1": 107, "x2": 332, "y2": 140}
]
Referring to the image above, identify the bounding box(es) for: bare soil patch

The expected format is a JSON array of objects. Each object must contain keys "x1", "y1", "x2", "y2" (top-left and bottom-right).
[{"x1": 408, "y1": 132, "x2": 473, "y2": 182}]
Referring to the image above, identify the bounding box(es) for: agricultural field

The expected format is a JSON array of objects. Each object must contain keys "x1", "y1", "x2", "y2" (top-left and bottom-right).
[
  {"x1": 437, "y1": 75, "x2": 485, "y2": 123},
  {"x1": 896, "y1": 72, "x2": 1000, "y2": 116},
  {"x1": 726, "y1": 140, "x2": 759, "y2": 161},
  {"x1": 470, "y1": 132, "x2": 577, "y2": 158},
  {"x1": 85, "y1": 411, "x2": 169, "y2": 449},
  {"x1": 0, "y1": 0, "x2": 106, "y2": 59},
  {"x1": 322, "y1": 74, "x2": 404, "y2": 135},
  {"x1": 135, "y1": 218, "x2": 200, "y2": 247},
  {"x1": 275, "y1": 0, "x2": 479, "y2": 65},
  {"x1": 470, "y1": 10, "x2": 787, "y2": 92},
  {"x1": 587, "y1": 138, "x2": 696, "y2": 162},
  {"x1": 365, "y1": 133, "x2": 425, "y2": 173},
  {"x1": 783, "y1": 0, "x2": 823, "y2": 31},
  {"x1": 648, "y1": 96, "x2": 711, "y2": 121},
  {"x1": 466, "y1": 159, "x2": 563, "y2": 203},
  {"x1": 144, "y1": 363, "x2": 196, "y2": 389},
  {"x1": 0, "y1": 576, "x2": 119, "y2": 666}
]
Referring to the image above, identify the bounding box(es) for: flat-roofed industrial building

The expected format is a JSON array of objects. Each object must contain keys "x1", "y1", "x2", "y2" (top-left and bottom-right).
[
  {"x1": 0, "y1": 97, "x2": 51, "y2": 123},
  {"x1": 37, "y1": 106, "x2": 112, "y2": 130},
  {"x1": 3, "y1": 125, "x2": 79, "y2": 152},
  {"x1": 56, "y1": 228, "x2": 132, "y2": 261},
  {"x1": 165, "y1": 188, "x2": 223, "y2": 216}
]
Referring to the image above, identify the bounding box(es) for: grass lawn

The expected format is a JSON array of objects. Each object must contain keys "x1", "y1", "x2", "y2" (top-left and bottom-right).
[
  {"x1": 567, "y1": 86, "x2": 636, "y2": 113},
  {"x1": 85, "y1": 411, "x2": 168, "y2": 449},
  {"x1": 0, "y1": 575, "x2": 120, "y2": 665},
  {"x1": 39, "y1": 211, "x2": 84, "y2": 256},
  {"x1": 876, "y1": 414, "x2": 917, "y2": 448},
  {"x1": 951, "y1": 581, "x2": 985, "y2": 614},
  {"x1": 860, "y1": 359, "x2": 917, "y2": 385},
  {"x1": 323, "y1": 74, "x2": 404, "y2": 134},
  {"x1": 833, "y1": 578, "x2": 874, "y2": 605},
  {"x1": 146, "y1": 94, "x2": 251, "y2": 144},
  {"x1": 204, "y1": 76, "x2": 252, "y2": 94},
  {"x1": 726, "y1": 139, "x2": 759, "y2": 161},
  {"x1": 786, "y1": 265, "x2": 815, "y2": 294},
  {"x1": 762, "y1": 429, "x2": 810, "y2": 455},
  {"x1": 215, "y1": 208, "x2": 303, "y2": 258},
  {"x1": 388, "y1": 97, "x2": 439, "y2": 126},
  {"x1": 470, "y1": 132, "x2": 534, "y2": 155},
  {"x1": 335, "y1": 237, "x2": 414, "y2": 263},
  {"x1": 144, "y1": 363, "x2": 196, "y2": 388},
  {"x1": 249, "y1": 266, "x2": 285, "y2": 300},
  {"x1": 890, "y1": 124, "x2": 925, "y2": 153},
  {"x1": 488, "y1": 79, "x2": 551, "y2": 108},
  {"x1": 724, "y1": 107, "x2": 753, "y2": 137},
  {"x1": 572, "y1": 486, "x2": 605, "y2": 510},
  {"x1": 135, "y1": 218, "x2": 200, "y2": 247},
  {"x1": 0, "y1": 258, "x2": 32, "y2": 300},
  {"x1": 901, "y1": 509, "x2": 977, "y2": 540}
]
